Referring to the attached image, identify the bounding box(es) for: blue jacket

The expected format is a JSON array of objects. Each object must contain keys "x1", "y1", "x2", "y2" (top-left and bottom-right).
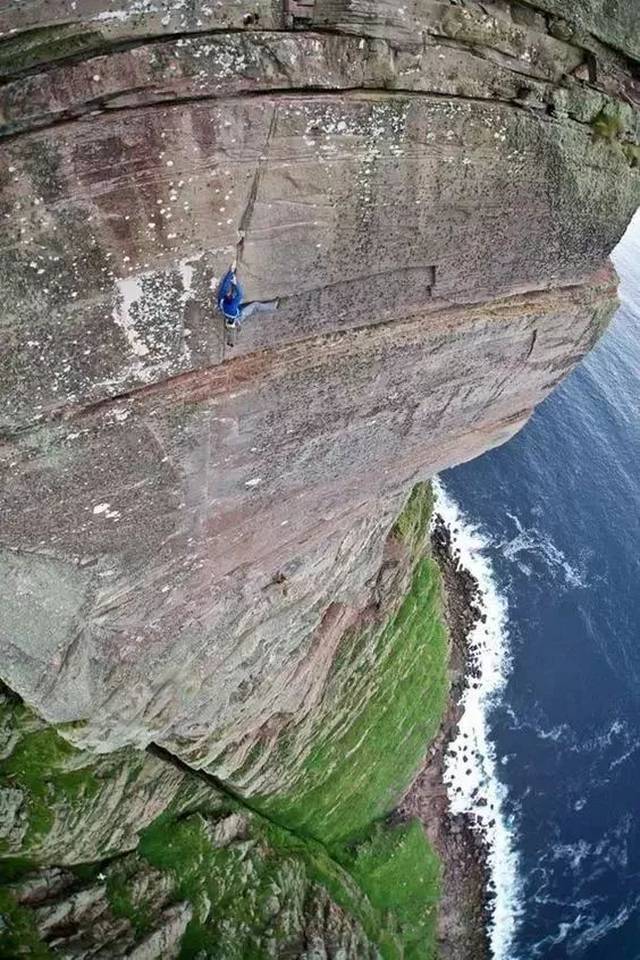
[{"x1": 217, "y1": 268, "x2": 244, "y2": 320}]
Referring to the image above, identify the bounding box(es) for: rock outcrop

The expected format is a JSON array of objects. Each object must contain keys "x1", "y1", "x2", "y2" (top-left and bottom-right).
[{"x1": 0, "y1": 1, "x2": 639, "y2": 956}]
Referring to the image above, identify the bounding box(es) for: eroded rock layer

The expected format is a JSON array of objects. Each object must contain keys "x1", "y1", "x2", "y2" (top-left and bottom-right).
[{"x1": 0, "y1": 0, "x2": 639, "y2": 956}]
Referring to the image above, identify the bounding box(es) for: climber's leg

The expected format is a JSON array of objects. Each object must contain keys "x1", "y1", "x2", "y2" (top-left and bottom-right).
[
  {"x1": 239, "y1": 299, "x2": 279, "y2": 322},
  {"x1": 224, "y1": 315, "x2": 239, "y2": 348}
]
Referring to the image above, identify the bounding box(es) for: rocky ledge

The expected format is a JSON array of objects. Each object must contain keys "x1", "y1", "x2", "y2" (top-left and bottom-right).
[{"x1": 0, "y1": 1, "x2": 639, "y2": 956}]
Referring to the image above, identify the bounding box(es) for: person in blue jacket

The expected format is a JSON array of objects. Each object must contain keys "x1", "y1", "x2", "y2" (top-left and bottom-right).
[{"x1": 216, "y1": 265, "x2": 279, "y2": 333}]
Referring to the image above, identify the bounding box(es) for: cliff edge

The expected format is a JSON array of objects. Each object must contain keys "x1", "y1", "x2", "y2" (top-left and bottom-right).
[{"x1": 0, "y1": 1, "x2": 639, "y2": 956}]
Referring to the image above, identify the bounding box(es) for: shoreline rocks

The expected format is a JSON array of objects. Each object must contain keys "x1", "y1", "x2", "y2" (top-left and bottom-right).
[{"x1": 394, "y1": 514, "x2": 493, "y2": 960}]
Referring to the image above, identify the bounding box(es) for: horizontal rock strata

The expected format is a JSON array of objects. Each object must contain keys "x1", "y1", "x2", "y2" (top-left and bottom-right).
[{"x1": 0, "y1": 0, "x2": 639, "y2": 955}]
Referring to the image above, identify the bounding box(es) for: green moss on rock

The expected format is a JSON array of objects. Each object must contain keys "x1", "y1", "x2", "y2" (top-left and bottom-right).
[
  {"x1": 0, "y1": 690, "x2": 100, "y2": 852},
  {"x1": 623, "y1": 143, "x2": 640, "y2": 170},
  {"x1": 0, "y1": 25, "x2": 105, "y2": 78},
  {"x1": 0, "y1": 888, "x2": 52, "y2": 959},
  {"x1": 591, "y1": 109, "x2": 624, "y2": 142}
]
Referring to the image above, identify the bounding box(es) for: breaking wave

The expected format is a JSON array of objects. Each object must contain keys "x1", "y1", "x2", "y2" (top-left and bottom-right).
[{"x1": 434, "y1": 476, "x2": 522, "y2": 960}]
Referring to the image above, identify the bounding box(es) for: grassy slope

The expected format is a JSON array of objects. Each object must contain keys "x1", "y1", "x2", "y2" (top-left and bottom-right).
[
  {"x1": 248, "y1": 481, "x2": 448, "y2": 957},
  {"x1": 134, "y1": 808, "x2": 387, "y2": 958},
  {"x1": 254, "y1": 554, "x2": 448, "y2": 843},
  {"x1": 339, "y1": 820, "x2": 442, "y2": 960}
]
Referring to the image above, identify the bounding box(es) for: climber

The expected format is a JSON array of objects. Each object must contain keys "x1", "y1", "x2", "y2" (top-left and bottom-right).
[{"x1": 216, "y1": 265, "x2": 279, "y2": 336}]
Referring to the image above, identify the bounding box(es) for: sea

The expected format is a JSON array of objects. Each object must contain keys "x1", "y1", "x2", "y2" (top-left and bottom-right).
[{"x1": 438, "y1": 208, "x2": 640, "y2": 960}]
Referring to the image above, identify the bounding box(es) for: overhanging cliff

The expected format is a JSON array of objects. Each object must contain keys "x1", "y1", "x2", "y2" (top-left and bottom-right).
[{"x1": 0, "y1": 1, "x2": 639, "y2": 956}]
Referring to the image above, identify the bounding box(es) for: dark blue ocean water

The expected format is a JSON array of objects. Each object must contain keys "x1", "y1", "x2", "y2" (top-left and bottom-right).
[{"x1": 442, "y1": 216, "x2": 640, "y2": 959}]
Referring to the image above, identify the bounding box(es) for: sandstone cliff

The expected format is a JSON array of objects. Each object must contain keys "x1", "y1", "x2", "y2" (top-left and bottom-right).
[{"x1": 0, "y1": 1, "x2": 639, "y2": 956}]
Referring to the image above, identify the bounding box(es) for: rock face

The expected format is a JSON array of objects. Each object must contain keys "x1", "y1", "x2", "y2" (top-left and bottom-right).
[
  {"x1": 0, "y1": 686, "x2": 214, "y2": 865},
  {"x1": 0, "y1": 1, "x2": 639, "y2": 956}
]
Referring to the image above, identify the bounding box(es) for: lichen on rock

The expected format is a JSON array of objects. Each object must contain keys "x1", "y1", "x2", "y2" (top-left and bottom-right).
[{"x1": 1, "y1": 0, "x2": 639, "y2": 955}]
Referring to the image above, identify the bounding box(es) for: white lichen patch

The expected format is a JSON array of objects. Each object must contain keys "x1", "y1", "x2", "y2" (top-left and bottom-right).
[
  {"x1": 92, "y1": 502, "x2": 120, "y2": 520},
  {"x1": 112, "y1": 277, "x2": 150, "y2": 357},
  {"x1": 109, "y1": 250, "x2": 204, "y2": 384}
]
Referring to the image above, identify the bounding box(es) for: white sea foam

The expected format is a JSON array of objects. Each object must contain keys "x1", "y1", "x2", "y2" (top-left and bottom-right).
[
  {"x1": 499, "y1": 513, "x2": 585, "y2": 588},
  {"x1": 532, "y1": 894, "x2": 640, "y2": 957},
  {"x1": 567, "y1": 902, "x2": 637, "y2": 954},
  {"x1": 550, "y1": 839, "x2": 591, "y2": 870},
  {"x1": 534, "y1": 723, "x2": 569, "y2": 742},
  {"x1": 530, "y1": 913, "x2": 586, "y2": 957},
  {"x1": 434, "y1": 477, "x2": 522, "y2": 960},
  {"x1": 502, "y1": 705, "x2": 640, "y2": 768}
]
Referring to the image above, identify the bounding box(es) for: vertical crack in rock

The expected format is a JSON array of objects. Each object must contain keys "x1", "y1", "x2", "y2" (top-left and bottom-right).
[{"x1": 0, "y1": 0, "x2": 639, "y2": 957}]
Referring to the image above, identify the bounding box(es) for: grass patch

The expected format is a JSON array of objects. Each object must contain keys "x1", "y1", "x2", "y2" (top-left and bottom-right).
[
  {"x1": 337, "y1": 820, "x2": 441, "y2": 960},
  {"x1": 131, "y1": 790, "x2": 441, "y2": 959},
  {"x1": 136, "y1": 806, "x2": 410, "y2": 958},
  {"x1": 0, "y1": 859, "x2": 37, "y2": 884},
  {"x1": 0, "y1": 889, "x2": 52, "y2": 959},
  {"x1": 255, "y1": 555, "x2": 449, "y2": 844},
  {"x1": 3, "y1": 729, "x2": 100, "y2": 844},
  {"x1": 591, "y1": 108, "x2": 623, "y2": 142},
  {"x1": 0, "y1": 695, "x2": 100, "y2": 850},
  {"x1": 392, "y1": 481, "x2": 434, "y2": 560}
]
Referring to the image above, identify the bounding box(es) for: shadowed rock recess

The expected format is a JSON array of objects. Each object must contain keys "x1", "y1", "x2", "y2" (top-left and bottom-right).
[{"x1": 0, "y1": 0, "x2": 638, "y2": 956}]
